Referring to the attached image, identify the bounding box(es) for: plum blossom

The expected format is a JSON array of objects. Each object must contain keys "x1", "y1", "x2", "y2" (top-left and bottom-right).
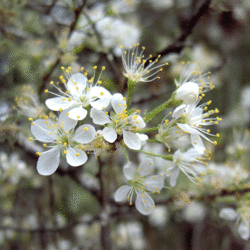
[
  {"x1": 30, "y1": 110, "x2": 96, "y2": 175},
  {"x1": 45, "y1": 67, "x2": 111, "y2": 120},
  {"x1": 166, "y1": 148, "x2": 208, "y2": 186},
  {"x1": 90, "y1": 93, "x2": 146, "y2": 150},
  {"x1": 156, "y1": 114, "x2": 189, "y2": 151},
  {"x1": 114, "y1": 159, "x2": 164, "y2": 215},
  {"x1": 175, "y1": 82, "x2": 200, "y2": 105},
  {"x1": 175, "y1": 62, "x2": 215, "y2": 94},
  {"x1": 172, "y1": 101, "x2": 221, "y2": 153},
  {"x1": 121, "y1": 44, "x2": 168, "y2": 83}
]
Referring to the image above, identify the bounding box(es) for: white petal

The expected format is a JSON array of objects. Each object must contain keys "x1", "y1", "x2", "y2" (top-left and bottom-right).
[
  {"x1": 137, "y1": 133, "x2": 148, "y2": 146},
  {"x1": 45, "y1": 97, "x2": 73, "y2": 111},
  {"x1": 182, "y1": 147, "x2": 201, "y2": 162},
  {"x1": 123, "y1": 162, "x2": 136, "y2": 180},
  {"x1": 123, "y1": 130, "x2": 141, "y2": 150},
  {"x1": 31, "y1": 119, "x2": 57, "y2": 142},
  {"x1": 144, "y1": 174, "x2": 165, "y2": 191},
  {"x1": 129, "y1": 115, "x2": 146, "y2": 129},
  {"x1": 73, "y1": 124, "x2": 96, "y2": 143},
  {"x1": 111, "y1": 93, "x2": 126, "y2": 114},
  {"x1": 176, "y1": 82, "x2": 199, "y2": 105},
  {"x1": 90, "y1": 97, "x2": 111, "y2": 110},
  {"x1": 138, "y1": 158, "x2": 154, "y2": 177},
  {"x1": 177, "y1": 123, "x2": 197, "y2": 134},
  {"x1": 58, "y1": 109, "x2": 77, "y2": 132},
  {"x1": 37, "y1": 148, "x2": 60, "y2": 176},
  {"x1": 135, "y1": 192, "x2": 155, "y2": 215},
  {"x1": 66, "y1": 147, "x2": 87, "y2": 167},
  {"x1": 191, "y1": 133, "x2": 205, "y2": 154},
  {"x1": 114, "y1": 185, "x2": 132, "y2": 202},
  {"x1": 68, "y1": 106, "x2": 87, "y2": 120},
  {"x1": 169, "y1": 168, "x2": 180, "y2": 187},
  {"x1": 67, "y1": 73, "x2": 87, "y2": 96},
  {"x1": 219, "y1": 208, "x2": 238, "y2": 221},
  {"x1": 172, "y1": 104, "x2": 186, "y2": 119},
  {"x1": 238, "y1": 222, "x2": 250, "y2": 240},
  {"x1": 89, "y1": 86, "x2": 111, "y2": 109},
  {"x1": 90, "y1": 108, "x2": 111, "y2": 125},
  {"x1": 103, "y1": 127, "x2": 117, "y2": 143}
]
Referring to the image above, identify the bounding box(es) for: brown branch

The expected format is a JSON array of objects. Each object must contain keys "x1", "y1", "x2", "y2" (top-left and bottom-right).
[{"x1": 151, "y1": 0, "x2": 212, "y2": 61}]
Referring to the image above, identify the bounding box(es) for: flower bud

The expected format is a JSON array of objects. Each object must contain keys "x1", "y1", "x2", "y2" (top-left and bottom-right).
[{"x1": 175, "y1": 82, "x2": 199, "y2": 104}]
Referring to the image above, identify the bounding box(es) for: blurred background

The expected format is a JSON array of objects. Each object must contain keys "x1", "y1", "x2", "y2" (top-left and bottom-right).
[{"x1": 0, "y1": 0, "x2": 250, "y2": 249}]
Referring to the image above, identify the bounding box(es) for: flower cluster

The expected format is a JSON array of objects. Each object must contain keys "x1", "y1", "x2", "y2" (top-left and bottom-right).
[{"x1": 29, "y1": 47, "x2": 220, "y2": 215}]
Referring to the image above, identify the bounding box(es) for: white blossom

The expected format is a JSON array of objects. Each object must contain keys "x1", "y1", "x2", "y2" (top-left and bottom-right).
[
  {"x1": 238, "y1": 221, "x2": 250, "y2": 240},
  {"x1": 90, "y1": 93, "x2": 146, "y2": 150},
  {"x1": 219, "y1": 208, "x2": 238, "y2": 221},
  {"x1": 114, "y1": 159, "x2": 164, "y2": 215},
  {"x1": 121, "y1": 44, "x2": 168, "y2": 83},
  {"x1": 96, "y1": 17, "x2": 141, "y2": 56},
  {"x1": 156, "y1": 114, "x2": 189, "y2": 151},
  {"x1": 166, "y1": 148, "x2": 208, "y2": 186},
  {"x1": 31, "y1": 110, "x2": 96, "y2": 175},
  {"x1": 175, "y1": 82, "x2": 200, "y2": 105},
  {"x1": 175, "y1": 62, "x2": 215, "y2": 93},
  {"x1": 172, "y1": 101, "x2": 221, "y2": 153},
  {"x1": 45, "y1": 68, "x2": 111, "y2": 120}
]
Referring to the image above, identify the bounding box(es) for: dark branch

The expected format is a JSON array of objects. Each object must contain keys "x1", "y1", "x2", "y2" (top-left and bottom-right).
[{"x1": 152, "y1": 0, "x2": 211, "y2": 60}]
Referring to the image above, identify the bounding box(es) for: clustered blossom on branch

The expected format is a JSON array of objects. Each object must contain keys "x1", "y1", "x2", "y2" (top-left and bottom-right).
[{"x1": 29, "y1": 45, "x2": 221, "y2": 215}]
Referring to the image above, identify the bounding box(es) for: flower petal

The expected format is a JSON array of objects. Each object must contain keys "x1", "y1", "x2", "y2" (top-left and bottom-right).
[
  {"x1": 123, "y1": 130, "x2": 141, "y2": 150},
  {"x1": 172, "y1": 104, "x2": 186, "y2": 119},
  {"x1": 138, "y1": 158, "x2": 154, "y2": 176},
  {"x1": 114, "y1": 185, "x2": 132, "y2": 202},
  {"x1": 129, "y1": 115, "x2": 146, "y2": 129},
  {"x1": 176, "y1": 82, "x2": 199, "y2": 105},
  {"x1": 89, "y1": 86, "x2": 111, "y2": 109},
  {"x1": 73, "y1": 124, "x2": 96, "y2": 144},
  {"x1": 135, "y1": 192, "x2": 155, "y2": 215},
  {"x1": 238, "y1": 222, "x2": 249, "y2": 240},
  {"x1": 191, "y1": 133, "x2": 205, "y2": 154},
  {"x1": 66, "y1": 147, "x2": 87, "y2": 167},
  {"x1": 177, "y1": 123, "x2": 197, "y2": 134},
  {"x1": 90, "y1": 108, "x2": 111, "y2": 125},
  {"x1": 144, "y1": 174, "x2": 165, "y2": 191},
  {"x1": 103, "y1": 127, "x2": 117, "y2": 143},
  {"x1": 68, "y1": 106, "x2": 87, "y2": 120},
  {"x1": 219, "y1": 208, "x2": 238, "y2": 221},
  {"x1": 169, "y1": 168, "x2": 180, "y2": 187},
  {"x1": 31, "y1": 119, "x2": 57, "y2": 142},
  {"x1": 45, "y1": 97, "x2": 73, "y2": 111},
  {"x1": 67, "y1": 73, "x2": 87, "y2": 96},
  {"x1": 111, "y1": 93, "x2": 126, "y2": 114},
  {"x1": 123, "y1": 162, "x2": 136, "y2": 180},
  {"x1": 37, "y1": 148, "x2": 60, "y2": 176},
  {"x1": 59, "y1": 109, "x2": 77, "y2": 132}
]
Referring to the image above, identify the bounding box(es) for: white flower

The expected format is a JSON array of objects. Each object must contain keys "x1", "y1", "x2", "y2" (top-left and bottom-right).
[
  {"x1": 31, "y1": 110, "x2": 96, "y2": 175},
  {"x1": 175, "y1": 82, "x2": 200, "y2": 105},
  {"x1": 167, "y1": 148, "x2": 207, "y2": 186},
  {"x1": 219, "y1": 208, "x2": 238, "y2": 221},
  {"x1": 45, "y1": 68, "x2": 111, "y2": 120},
  {"x1": 15, "y1": 85, "x2": 45, "y2": 119},
  {"x1": 238, "y1": 221, "x2": 250, "y2": 240},
  {"x1": 114, "y1": 159, "x2": 165, "y2": 215},
  {"x1": 90, "y1": 93, "x2": 146, "y2": 150},
  {"x1": 96, "y1": 17, "x2": 141, "y2": 56},
  {"x1": 156, "y1": 114, "x2": 189, "y2": 151},
  {"x1": 121, "y1": 44, "x2": 168, "y2": 83},
  {"x1": 175, "y1": 62, "x2": 215, "y2": 94},
  {"x1": 172, "y1": 101, "x2": 221, "y2": 153}
]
